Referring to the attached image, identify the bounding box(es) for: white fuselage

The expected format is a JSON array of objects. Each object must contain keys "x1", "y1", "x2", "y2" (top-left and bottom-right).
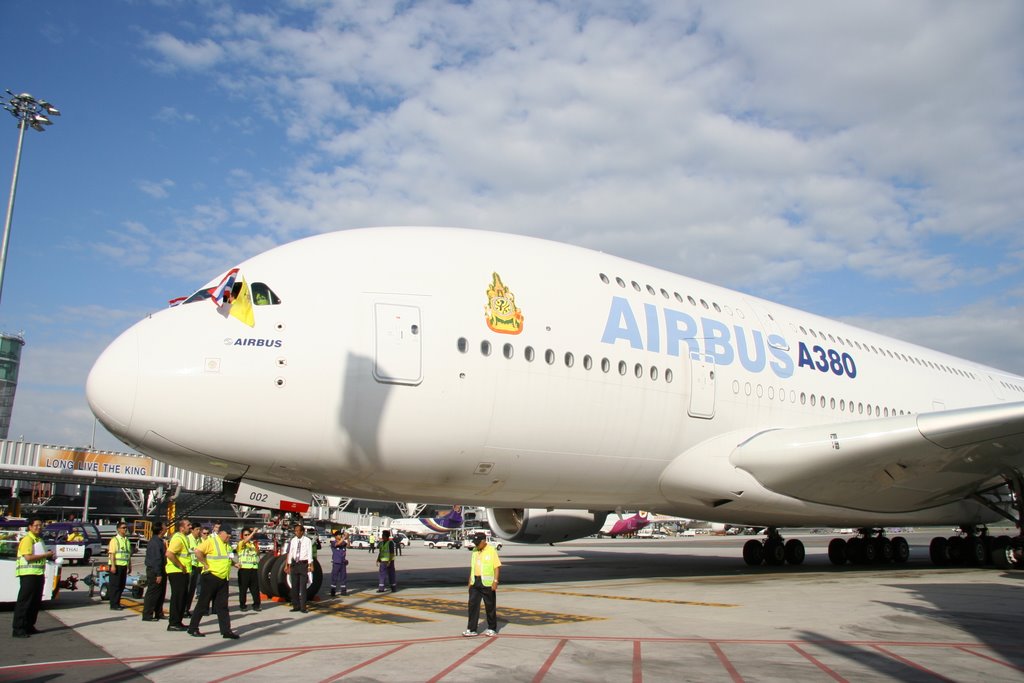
[{"x1": 86, "y1": 228, "x2": 1024, "y2": 527}]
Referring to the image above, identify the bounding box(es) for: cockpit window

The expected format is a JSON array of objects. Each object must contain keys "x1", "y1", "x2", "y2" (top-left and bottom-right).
[{"x1": 252, "y1": 282, "x2": 281, "y2": 305}]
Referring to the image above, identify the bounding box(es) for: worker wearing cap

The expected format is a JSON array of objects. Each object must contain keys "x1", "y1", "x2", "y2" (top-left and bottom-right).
[
  {"x1": 107, "y1": 521, "x2": 132, "y2": 610},
  {"x1": 463, "y1": 532, "x2": 501, "y2": 637},
  {"x1": 187, "y1": 526, "x2": 239, "y2": 639}
]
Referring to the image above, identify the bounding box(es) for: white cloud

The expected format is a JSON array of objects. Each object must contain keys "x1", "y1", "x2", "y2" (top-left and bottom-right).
[
  {"x1": 146, "y1": 32, "x2": 224, "y2": 70},
  {"x1": 137, "y1": 178, "x2": 175, "y2": 199}
]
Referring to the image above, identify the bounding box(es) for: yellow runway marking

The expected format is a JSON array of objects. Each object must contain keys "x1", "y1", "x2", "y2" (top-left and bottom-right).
[
  {"x1": 377, "y1": 596, "x2": 601, "y2": 626},
  {"x1": 507, "y1": 588, "x2": 738, "y2": 608},
  {"x1": 308, "y1": 601, "x2": 435, "y2": 625}
]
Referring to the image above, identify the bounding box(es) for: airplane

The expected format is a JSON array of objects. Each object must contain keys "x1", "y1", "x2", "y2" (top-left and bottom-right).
[
  {"x1": 600, "y1": 511, "x2": 651, "y2": 537},
  {"x1": 391, "y1": 506, "x2": 465, "y2": 537},
  {"x1": 86, "y1": 227, "x2": 1024, "y2": 569}
]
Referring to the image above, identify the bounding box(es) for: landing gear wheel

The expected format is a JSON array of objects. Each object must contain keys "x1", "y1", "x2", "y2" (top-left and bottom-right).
[
  {"x1": 891, "y1": 537, "x2": 910, "y2": 563},
  {"x1": 827, "y1": 538, "x2": 847, "y2": 565},
  {"x1": 99, "y1": 584, "x2": 108, "y2": 601},
  {"x1": 946, "y1": 536, "x2": 964, "y2": 564},
  {"x1": 784, "y1": 539, "x2": 805, "y2": 565},
  {"x1": 929, "y1": 536, "x2": 949, "y2": 565},
  {"x1": 966, "y1": 537, "x2": 986, "y2": 565},
  {"x1": 742, "y1": 539, "x2": 764, "y2": 566},
  {"x1": 764, "y1": 539, "x2": 786, "y2": 566},
  {"x1": 874, "y1": 537, "x2": 893, "y2": 563},
  {"x1": 846, "y1": 537, "x2": 864, "y2": 564},
  {"x1": 258, "y1": 553, "x2": 277, "y2": 599}
]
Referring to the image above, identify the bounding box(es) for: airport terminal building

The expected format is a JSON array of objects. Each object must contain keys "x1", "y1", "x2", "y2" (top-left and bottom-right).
[{"x1": 0, "y1": 439, "x2": 430, "y2": 527}]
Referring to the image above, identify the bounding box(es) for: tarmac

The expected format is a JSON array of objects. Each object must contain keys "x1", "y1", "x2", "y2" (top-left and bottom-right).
[{"x1": 1, "y1": 531, "x2": 1023, "y2": 682}]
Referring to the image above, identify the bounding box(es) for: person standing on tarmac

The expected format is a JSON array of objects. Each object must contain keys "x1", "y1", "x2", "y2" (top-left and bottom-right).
[
  {"x1": 329, "y1": 530, "x2": 349, "y2": 596},
  {"x1": 284, "y1": 522, "x2": 315, "y2": 613},
  {"x1": 187, "y1": 526, "x2": 240, "y2": 639},
  {"x1": 141, "y1": 522, "x2": 167, "y2": 621},
  {"x1": 375, "y1": 529, "x2": 397, "y2": 593},
  {"x1": 12, "y1": 517, "x2": 53, "y2": 638},
  {"x1": 463, "y1": 532, "x2": 501, "y2": 637},
  {"x1": 107, "y1": 521, "x2": 132, "y2": 610},
  {"x1": 235, "y1": 527, "x2": 261, "y2": 612},
  {"x1": 164, "y1": 518, "x2": 193, "y2": 632}
]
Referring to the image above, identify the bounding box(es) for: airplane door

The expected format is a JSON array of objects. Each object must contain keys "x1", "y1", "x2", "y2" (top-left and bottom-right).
[
  {"x1": 688, "y1": 353, "x2": 716, "y2": 419},
  {"x1": 373, "y1": 303, "x2": 422, "y2": 385}
]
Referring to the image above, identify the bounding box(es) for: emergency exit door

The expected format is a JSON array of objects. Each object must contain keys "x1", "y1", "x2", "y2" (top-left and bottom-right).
[
  {"x1": 688, "y1": 353, "x2": 716, "y2": 419},
  {"x1": 373, "y1": 303, "x2": 422, "y2": 385}
]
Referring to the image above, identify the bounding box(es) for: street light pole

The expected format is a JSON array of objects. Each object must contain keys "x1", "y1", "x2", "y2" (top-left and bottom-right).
[{"x1": 0, "y1": 91, "x2": 60, "y2": 304}]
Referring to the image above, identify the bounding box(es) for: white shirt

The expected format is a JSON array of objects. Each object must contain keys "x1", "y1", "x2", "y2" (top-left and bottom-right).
[{"x1": 286, "y1": 535, "x2": 314, "y2": 563}]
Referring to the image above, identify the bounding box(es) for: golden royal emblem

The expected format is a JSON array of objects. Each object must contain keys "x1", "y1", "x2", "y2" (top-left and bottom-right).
[{"x1": 484, "y1": 272, "x2": 524, "y2": 334}]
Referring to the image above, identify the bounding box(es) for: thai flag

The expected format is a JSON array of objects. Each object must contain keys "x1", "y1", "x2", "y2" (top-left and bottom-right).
[{"x1": 209, "y1": 268, "x2": 239, "y2": 306}]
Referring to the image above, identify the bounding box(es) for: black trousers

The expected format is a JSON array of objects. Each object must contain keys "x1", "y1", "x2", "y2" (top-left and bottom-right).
[
  {"x1": 290, "y1": 561, "x2": 309, "y2": 610},
  {"x1": 467, "y1": 578, "x2": 497, "y2": 632},
  {"x1": 188, "y1": 573, "x2": 232, "y2": 635},
  {"x1": 109, "y1": 564, "x2": 128, "y2": 608},
  {"x1": 142, "y1": 569, "x2": 167, "y2": 618},
  {"x1": 186, "y1": 566, "x2": 201, "y2": 608},
  {"x1": 13, "y1": 574, "x2": 44, "y2": 634},
  {"x1": 166, "y1": 572, "x2": 189, "y2": 626},
  {"x1": 237, "y1": 568, "x2": 260, "y2": 608}
]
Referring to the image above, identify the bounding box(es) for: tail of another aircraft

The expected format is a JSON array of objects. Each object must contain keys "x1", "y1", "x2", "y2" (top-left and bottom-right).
[{"x1": 419, "y1": 505, "x2": 464, "y2": 532}]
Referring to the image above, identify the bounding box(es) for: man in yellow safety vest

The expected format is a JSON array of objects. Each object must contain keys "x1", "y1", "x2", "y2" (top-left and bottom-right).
[
  {"x1": 163, "y1": 518, "x2": 193, "y2": 631},
  {"x1": 463, "y1": 532, "x2": 501, "y2": 637},
  {"x1": 187, "y1": 526, "x2": 240, "y2": 639},
  {"x1": 107, "y1": 521, "x2": 132, "y2": 610},
  {"x1": 12, "y1": 517, "x2": 53, "y2": 638}
]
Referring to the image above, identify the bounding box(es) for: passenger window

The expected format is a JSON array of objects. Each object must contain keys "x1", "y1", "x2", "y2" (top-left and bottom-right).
[
  {"x1": 457, "y1": 338, "x2": 468, "y2": 353},
  {"x1": 251, "y1": 282, "x2": 281, "y2": 305}
]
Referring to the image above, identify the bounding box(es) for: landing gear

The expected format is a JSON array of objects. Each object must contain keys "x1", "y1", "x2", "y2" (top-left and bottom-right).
[
  {"x1": 929, "y1": 526, "x2": 1019, "y2": 567},
  {"x1": 827, "y1": 529, "x2": 909, "y2": 566},
  {"x1": 742, "y1": 528, "x2": 804, "y2": 567}
]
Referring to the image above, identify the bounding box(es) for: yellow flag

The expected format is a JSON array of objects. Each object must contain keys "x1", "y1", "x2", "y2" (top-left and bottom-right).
[{"x1": 230, "y1": 276, "x2": 255, "y2": 327}]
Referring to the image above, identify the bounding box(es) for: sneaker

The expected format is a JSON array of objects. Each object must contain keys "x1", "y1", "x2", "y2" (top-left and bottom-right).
[
  {"x1": 483, "y1": 629, "x2": 497, "y2": 637},
  {"x1": 240, "y1": 605, "x2": 249, "y2": 612},
  {"x1": 462, "y1": 630, "x2": 478, "y2": 637},
  {"x1": 253, "y1": 606, "x2": 262, "y2": 612}
]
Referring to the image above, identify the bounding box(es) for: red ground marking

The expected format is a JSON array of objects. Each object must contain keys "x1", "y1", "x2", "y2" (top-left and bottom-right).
[
  {"x1": 531, "y1": 638, "x2": 568, "y2": 683},
  {"x1": 709, "y1": 642, "x2": 744, "y2": 683},
  {"x1": 425, "y1": 635, "x2": 498, "y2": 682},
  {"x1": 871, "y1": 645, "x2": 956, "y2": 683},
  {"x1": 320, "y1": 642, "x2": 411, "y2": 682},
  {"x1": 788, "y1": 643, "x2": 849, "y2": 683}
]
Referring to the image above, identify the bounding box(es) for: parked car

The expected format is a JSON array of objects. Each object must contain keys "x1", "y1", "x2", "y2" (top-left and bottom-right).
[
  {"x1": 42, "y1": 522, "x2": 105, "y2": 565},
  {"x1": 461, "y1": 533, "x2": 503, "y2": 550},
  {"x1": 423, "y1": 534, "x2": 461, "y2": 549},
  {"x1": 348, "y1": 534, "x2": 372, "y2": 549}
]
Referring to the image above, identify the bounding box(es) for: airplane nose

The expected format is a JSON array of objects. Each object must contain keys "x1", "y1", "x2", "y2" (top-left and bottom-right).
[{"x1": 86, "y1": 326, "x2": 139, "y2": 435}]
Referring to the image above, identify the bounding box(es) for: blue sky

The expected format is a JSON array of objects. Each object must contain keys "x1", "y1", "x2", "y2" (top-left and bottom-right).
[{"x1": 1, "y1": 0, "x2": 1022, "y2": 451}]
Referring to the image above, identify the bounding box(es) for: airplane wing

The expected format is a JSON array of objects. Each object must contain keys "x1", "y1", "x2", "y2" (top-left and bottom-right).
[{"x1": 729, "y1": 402, "x2": 1024, "y2": 513}]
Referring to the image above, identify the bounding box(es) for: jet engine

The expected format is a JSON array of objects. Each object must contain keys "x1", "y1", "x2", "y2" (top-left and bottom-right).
[{"x1": 487, "y1": 508, "x2": 609, "y2": 544}]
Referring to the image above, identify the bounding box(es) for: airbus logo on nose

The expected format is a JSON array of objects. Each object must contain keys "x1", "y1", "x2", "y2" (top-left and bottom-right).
[{"x1": 224, "y1": 337, "x2": 284, "y2": 348}]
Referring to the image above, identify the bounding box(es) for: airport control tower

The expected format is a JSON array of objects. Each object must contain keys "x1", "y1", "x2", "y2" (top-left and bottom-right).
[{"x1": 0, "y1": 332, "x2": 25, "y2": 439}]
